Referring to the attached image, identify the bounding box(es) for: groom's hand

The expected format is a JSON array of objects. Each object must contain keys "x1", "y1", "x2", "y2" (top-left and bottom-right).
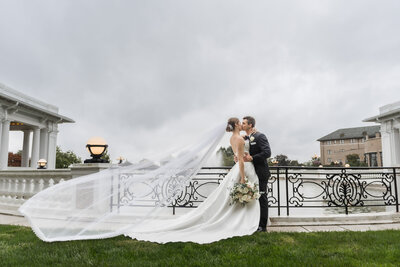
[
  {"x1": 243, "y1": 152, "x2": 253, "y2": 162},
  {"x1": 234, "y1": 155, "x2": 238, "y2": 163}
]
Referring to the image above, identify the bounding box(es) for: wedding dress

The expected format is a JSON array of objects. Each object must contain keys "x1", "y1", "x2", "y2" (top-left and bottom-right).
[
  {"x1": 19, "y1": 124, "x2": 260, "y2": 243},
  {"x1": 125, "y1": 139, "x2": 260, "y2": 244}
]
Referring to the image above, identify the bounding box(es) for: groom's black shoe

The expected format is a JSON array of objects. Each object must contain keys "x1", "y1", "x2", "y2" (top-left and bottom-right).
[{"x1": 256, "y1": 226, "x2": 266, "y2": 232}]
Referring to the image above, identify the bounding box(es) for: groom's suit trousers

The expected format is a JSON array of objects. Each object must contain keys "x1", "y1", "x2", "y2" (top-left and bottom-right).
[{"x1": 255, "y1": 165, "x2": 269, "y2": 229}]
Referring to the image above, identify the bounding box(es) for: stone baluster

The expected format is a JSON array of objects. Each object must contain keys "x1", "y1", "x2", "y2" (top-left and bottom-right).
[
  {"x1": 0, "y1": 177, "x2": 5, "y2": 195},
  {"x1": 38, "y1": 179, "x2": 44, "y2": 193},
  {"x1": 6, "y1": 178, "x2": 12, "y2": 197},
  {"x1": 32, "y1": 178, "x2": 42, "y2": 195},
  {"x1": 42, "y1": 178, "x2": 50, "y2": 190},
  {"x1": 12, "y1": 178, "x2": 19, "y2": 198},
  {"x1": 48, "y1": 178, "x2": 55, "y2": 188},
  {"x1": 18, "y1": 179, "x2": 26, "y2": 199},
  {"x1": 27, "y1": 179, "x2": 35, "y2": 198}
]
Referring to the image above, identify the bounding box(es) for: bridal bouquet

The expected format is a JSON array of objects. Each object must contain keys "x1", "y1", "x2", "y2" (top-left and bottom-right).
[{"x1": 229, "y1": 178, "x2": 260, "y2": 206}]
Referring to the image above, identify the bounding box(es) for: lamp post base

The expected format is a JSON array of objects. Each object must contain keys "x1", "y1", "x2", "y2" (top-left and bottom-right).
[{"x1": 84, "y1": 158, "x2": 109, "y2": 163}]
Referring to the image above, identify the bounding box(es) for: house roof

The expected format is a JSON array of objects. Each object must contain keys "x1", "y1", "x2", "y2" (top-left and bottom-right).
[
  {"x1": 0, "y1": 82, "x2": 74, "y2": 123},
  {"x1": 317, "y1": 126, "x2": 381, "y2": 142},
  {"x1": 363, "y1": 101, "x2": 400, "y2": 122}
]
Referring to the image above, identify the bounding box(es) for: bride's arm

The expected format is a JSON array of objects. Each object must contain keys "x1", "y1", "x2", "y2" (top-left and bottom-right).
[{"x1": 236, "y1": 138, "x2": 246, "y2": 183}]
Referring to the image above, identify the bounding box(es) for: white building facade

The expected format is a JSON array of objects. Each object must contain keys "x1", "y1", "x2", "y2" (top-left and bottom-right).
[
  {"x1": 0, "y1": 83, "x2": 74, "y2": 170},
  {"x1": 364, "y1": 101, "x2": 400, "y2": 167}
]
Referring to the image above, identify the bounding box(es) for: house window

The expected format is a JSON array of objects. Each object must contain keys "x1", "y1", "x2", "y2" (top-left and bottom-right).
[
  {"x1": 327, "y1": 141, "x2": 332, "y2": 145},
  {"x1": 340, "y1": 140, "x2": 344, "y2": 144},
  {"x1": 327, "y1": 158, "x2": 332, "y2": 163},
  {"x1": 369, "y1": 153, "x2": 378, "y2": 167},
  {"x1": 350, "y1": 139, "x2": 356, "y2": 143},
  {"x1": 327, "y1": 150, "x2": 331, "y2": 155},
  {"x1": 340, "y1": 149, "x2": 345, "y2": 152},
  {"x1": 334, "y1": 140, "x2": 337, "y2": 144}
]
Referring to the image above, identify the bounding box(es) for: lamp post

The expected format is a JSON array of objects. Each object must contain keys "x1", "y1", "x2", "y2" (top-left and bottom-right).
[
  {"x1": 37, "y1": 159, "x2": 47, "y2": 169},
  {"x1": 84, "y1": 137, "x2": 109, "y2": 163},
  {"x1": 116, "y1": 156, "x2": 124, "y2": 164}
]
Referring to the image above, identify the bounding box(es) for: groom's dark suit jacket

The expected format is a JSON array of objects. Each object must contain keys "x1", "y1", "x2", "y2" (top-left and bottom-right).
[{"x1": 249, "y1": 132, "x2": 271, "y2": 177}]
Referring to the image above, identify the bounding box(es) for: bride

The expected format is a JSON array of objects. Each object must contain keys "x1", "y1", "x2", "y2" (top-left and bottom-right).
[
  {"x1": 125, "y1": 117, "x2": 260, "y2": 243},
  {"x1": 19, "y1": 118, "x2": 264, "y2": 243}
]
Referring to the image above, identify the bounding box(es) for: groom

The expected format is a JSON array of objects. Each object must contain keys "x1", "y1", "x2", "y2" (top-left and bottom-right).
[{"x1": 242, "y1": 116, "x2": 271, "y2": 232}]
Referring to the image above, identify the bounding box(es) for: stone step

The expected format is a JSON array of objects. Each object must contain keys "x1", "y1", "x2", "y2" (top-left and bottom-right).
[{"x1": 269, "y1": 212, "x2": 400, "y2": 226}]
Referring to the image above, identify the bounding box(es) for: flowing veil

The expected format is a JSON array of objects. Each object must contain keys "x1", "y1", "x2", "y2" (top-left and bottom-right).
[{"x1": 19, "y1": 123, "x2": 226, "y2": 242}]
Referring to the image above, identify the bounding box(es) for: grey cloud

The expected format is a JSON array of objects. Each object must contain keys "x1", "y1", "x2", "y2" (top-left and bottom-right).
[{"x1": 1, "y1": 0, "x2": 400, "y2": 162}]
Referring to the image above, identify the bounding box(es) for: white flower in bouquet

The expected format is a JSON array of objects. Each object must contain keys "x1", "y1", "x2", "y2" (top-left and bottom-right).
[{"x1": 229, "y1": 177, "x2": 260, "y2": 206}]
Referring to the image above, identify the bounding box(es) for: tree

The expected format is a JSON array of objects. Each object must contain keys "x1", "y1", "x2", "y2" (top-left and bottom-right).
[
  {"x1": 346, "y1": 154, "x2": 367, "y2": 167},
  {"x1": 217, "y1": 146, "x2": 235, "y2": 166},
  {"x1": 8, "y1": 152, "x2": 21, "y2": 167},
  {"x1": 56, "y1": 146, "x2": 82, "y2": 169},
  {"x1": 288, "y1": 160, "x2": 301, "y2": 166},
  {"x1": 101, "y1": 150, "x2": 111, "y2": 163},
  {"x1": 269, "y1": 154, "x2": 302, "y2": 166},
  {"x1": 275, "y1": 154, "x2": 291, "y2": 166}
]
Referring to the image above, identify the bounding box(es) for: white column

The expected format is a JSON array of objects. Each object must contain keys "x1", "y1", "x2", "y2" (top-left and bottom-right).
[
  {"x1": 31, "y1": 127, "x2": 40, "y2": 168},
  {"x1": 392, "y1": 128, "x2": 400, "y2": 167},
  {"x1": 0, "y1": 122, "x2": 2, "y2": 156},
  {"x1": 47, "y1": 130, "x2": 58, "y2": 169},
  {"x1": 0, "y1": 120, "x2": 10, "y2": 170},
  {"x1": 0, "y1": 122, "x2": 3, "y2": 148},
  {"x1": 39, "y1": 128, "x2": 49, "y2": 160},
  {"x1": 381, "y1": 122, "x2": 392, "y2": 167},
  {"x1": 21, "y1": 130, "x2": 31, "y2": 167}
]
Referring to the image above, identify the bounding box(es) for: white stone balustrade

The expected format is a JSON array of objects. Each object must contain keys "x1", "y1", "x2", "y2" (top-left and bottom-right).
[
  {"x1": 0, "y1": 163, "x2": 111, "y2": 216},
  {"x1": 0, "y1": 169, "x2": 72, "y2": 215}
]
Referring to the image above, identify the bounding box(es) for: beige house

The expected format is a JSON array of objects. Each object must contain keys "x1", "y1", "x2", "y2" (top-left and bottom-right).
[{"x1": 317, "y1": 126, "x2": 382, "y2": 167}]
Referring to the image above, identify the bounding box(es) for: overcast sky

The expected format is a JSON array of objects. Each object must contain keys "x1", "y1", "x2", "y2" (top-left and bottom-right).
[{"x1": 1, "y1": 0, "x2": 399, "y2": 163}]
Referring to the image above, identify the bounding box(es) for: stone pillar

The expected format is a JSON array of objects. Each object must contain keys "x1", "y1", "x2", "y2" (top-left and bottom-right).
[
  {"x1": 39, "y1": 128, "x2": 49, "y2": 160},
  {"x1": 0, "y1": 122, "x2": 3, "y2": 151},
  {"x1": 47, "y1": 130, "x2": 58, "y2": 169},
  {"x1": 392, "y1": 128, "x2": 400, "y2": 167},
  {"x1": 0, "y1": 120, "x2": 10, "y2": 170},
  {"x1": 21, "y1": 130, "x2": 31, "y2": 167},
  {"x1": 71, "y1": 163, "x2": 112, "y2": 211},
  {"x1": 381, "y1": 121, "x2": 393, "y2": 167},
  {"x1": 31, "y1": 127, "x2": 40, "y2": 168},
  {"x1": 0, "y1": 122, "x2": 2, "y2": 157}
]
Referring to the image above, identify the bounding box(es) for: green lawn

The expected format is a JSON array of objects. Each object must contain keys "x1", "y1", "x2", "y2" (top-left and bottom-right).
[{"x1": 1, "y1": 225, "x2": 400, "y2": 266}]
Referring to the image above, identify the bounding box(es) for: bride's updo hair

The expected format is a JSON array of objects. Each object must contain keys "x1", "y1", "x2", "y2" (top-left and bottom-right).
[{"x1": 226, "y1": 117, "x2": 239, "y2": 132}]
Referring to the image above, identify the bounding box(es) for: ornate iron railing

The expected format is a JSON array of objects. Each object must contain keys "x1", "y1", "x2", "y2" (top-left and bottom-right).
[
  {"x1": 275, "y1": 167, "x2": 400, "y2": 215},
  {"x1": 112, "y1": 166, "x2": 400, "y2": 215}
]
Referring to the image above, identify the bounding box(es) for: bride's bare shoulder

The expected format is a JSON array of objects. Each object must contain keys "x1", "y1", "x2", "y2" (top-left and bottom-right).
[{"x1": 231, "y1": 135, "x2": 244, "y2": 144}]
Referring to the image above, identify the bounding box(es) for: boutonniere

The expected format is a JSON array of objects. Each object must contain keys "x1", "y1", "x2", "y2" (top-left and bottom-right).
[{"x1": 250, "y1": 136, "x2": 255, "y2": 142}]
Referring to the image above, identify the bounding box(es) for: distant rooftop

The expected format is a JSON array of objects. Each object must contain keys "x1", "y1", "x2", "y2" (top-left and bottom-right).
[
  {"x1": 317, "y1": 126, "x2": 381, "y2": 141},
  {"x1": 0, "y1": 82, "x2": 74, "y2": 123}
]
